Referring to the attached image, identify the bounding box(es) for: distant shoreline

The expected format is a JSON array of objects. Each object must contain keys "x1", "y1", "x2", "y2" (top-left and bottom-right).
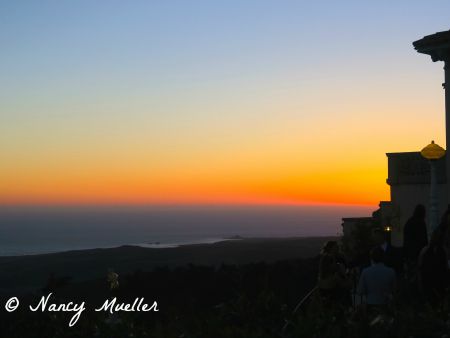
[
  {"x1": 0, "y1": 237, "x2": 241, "y2": 257},
  {"x1": 0, "y1": 204, "x2": 369, "y2": 256},
  {"x1": 0, "y1": 236, "x2": 336, "y2": 294},
  {"x1": 134, "y1": 237, "x2": 242, "y2": 249},
  {"x1": 0, "y1": 235, "x2": 338, "y2": 257}
]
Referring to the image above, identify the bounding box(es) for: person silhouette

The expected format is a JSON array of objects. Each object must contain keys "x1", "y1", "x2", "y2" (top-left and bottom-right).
[
  {"x1": 372, "y1": 228, "x2": 402, "y2": 273},
  {"x1": 357, "y1": 246, "x2": 396, "y2": 311},
  {"x1": 317, "y1": 241, "x2": 350, "y2": 306},
  {"x1": 418, "y1": 226, "x2": 449, "y2": 305},
  {"x1": 403, "y1": 204, "x2": 428, "y2": 264}
]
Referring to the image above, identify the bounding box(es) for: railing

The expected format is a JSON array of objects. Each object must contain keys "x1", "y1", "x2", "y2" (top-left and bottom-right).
[{"x1": 282, "y1": 286, "x2": 318, "y2": 332}]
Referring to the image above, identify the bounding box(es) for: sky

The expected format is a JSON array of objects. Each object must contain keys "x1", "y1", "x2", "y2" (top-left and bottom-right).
[{"x1": 1, "y1": 0, "x2": 450, "y2": 207}]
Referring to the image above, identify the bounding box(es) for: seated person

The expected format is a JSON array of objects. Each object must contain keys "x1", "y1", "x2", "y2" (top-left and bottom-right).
[{"x1": 357, "y1": 246, "x2": 396, "y2": 307}]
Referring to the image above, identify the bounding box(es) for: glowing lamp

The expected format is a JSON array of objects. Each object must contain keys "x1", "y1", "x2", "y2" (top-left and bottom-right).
[
  {"x1": 421, "y1": 140, "x2": 445, "y2": 236},
  {"x1": 420, "y1": 140, "x2": 445, "y2": 160}
]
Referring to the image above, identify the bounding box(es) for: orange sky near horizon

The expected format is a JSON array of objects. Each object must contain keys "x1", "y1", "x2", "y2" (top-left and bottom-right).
[
  {"x1": 1, "y1": 77, "x2": 445, "y2": 207},
  {"x1": 1, "y1": 73, "x2": 445, "y2": 207},
  {"x1": 1, "y1": 2, "x2": 449, "y2": 208}
]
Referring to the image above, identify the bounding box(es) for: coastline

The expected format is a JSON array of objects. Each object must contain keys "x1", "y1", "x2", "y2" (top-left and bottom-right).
[
  {"x1": 0, "y1": 237, "x2": 241, "y2": 257},
  {"x1": 0, "y1": 236, "x2": 336, "y2": 294},
  {"x1": 134, "y1": 237, "x2": 242, "y2": 249}
]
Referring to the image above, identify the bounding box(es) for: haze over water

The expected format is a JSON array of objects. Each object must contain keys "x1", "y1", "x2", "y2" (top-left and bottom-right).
[{"x1": 0, "y1": 205, "x2": 372, "y2": 256}]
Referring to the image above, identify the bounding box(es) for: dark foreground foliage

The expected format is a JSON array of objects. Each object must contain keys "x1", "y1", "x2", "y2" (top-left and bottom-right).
[
  {"x1": 1, "y1": 257, "x2": 450, "y2": 338},
  {"x1": 0, "y1": 258, "x2": 318, "y2": 338}
]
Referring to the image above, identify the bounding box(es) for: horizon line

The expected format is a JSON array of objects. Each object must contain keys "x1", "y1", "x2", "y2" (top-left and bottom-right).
[{"x1": 0, "y1": 201, "x2": 377, "y2": 208}]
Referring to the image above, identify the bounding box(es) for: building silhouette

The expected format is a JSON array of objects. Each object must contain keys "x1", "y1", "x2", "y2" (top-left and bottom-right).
[{"x1": 343, "y1": 29, "x2": 450, "y2": 246}]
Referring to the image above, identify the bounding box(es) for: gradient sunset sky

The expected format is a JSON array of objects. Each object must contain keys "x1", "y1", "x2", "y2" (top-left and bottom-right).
[{"x1": 1, "y1": 1, "x2": 450, "y2": 207}]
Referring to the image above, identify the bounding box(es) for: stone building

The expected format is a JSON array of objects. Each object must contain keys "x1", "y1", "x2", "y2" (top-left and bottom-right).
[
  {"x1": 342, "y1": 29, "x2": 450, "y2": 247},
  {"x1": 342, "y1": 152, "x2": 446, "y2": 246}
]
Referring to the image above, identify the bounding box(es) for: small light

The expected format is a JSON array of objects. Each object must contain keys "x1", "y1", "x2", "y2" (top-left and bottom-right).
[{"x1": 384, "y1": 226, "x2": 392, "y2": 232}]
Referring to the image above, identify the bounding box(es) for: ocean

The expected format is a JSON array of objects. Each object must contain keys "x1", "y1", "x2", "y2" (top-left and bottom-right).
[{"x1": 0, "y1": 205, "x2": 373, "y2": 256}]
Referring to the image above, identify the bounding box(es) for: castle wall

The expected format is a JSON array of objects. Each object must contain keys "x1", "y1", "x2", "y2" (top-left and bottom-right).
[
  {"x1": 342, "y1": 151, "x2": 446, "y2": 247},
  {"x1": 389, "y1": 183, "x2": 447, "y2": 246}
]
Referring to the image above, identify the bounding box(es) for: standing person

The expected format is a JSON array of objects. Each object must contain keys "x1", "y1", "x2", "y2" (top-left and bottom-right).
[
  {"x1": 418, "y1": 227, "x2": 449, "y2": 305},
  {"x1": 403, "y1": 204, "x2": 428, "y2": 264},
  {"x1": 373, "y1": 228, "x2": 402, "y2": 274},
  {"x1": 439, "y1": 208, "x2": 450, "y2": 256},
  {"x1": 357, "y1": 246, "x2": 396, "y2": 312},
  {"x1": 317, "y1": 241, "x2": 351, "y2": 306}
]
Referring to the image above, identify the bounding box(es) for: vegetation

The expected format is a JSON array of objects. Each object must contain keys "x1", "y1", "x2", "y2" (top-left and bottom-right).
[{"x1": 1, "y1": 253, "x2": 449, "y2": 338}]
